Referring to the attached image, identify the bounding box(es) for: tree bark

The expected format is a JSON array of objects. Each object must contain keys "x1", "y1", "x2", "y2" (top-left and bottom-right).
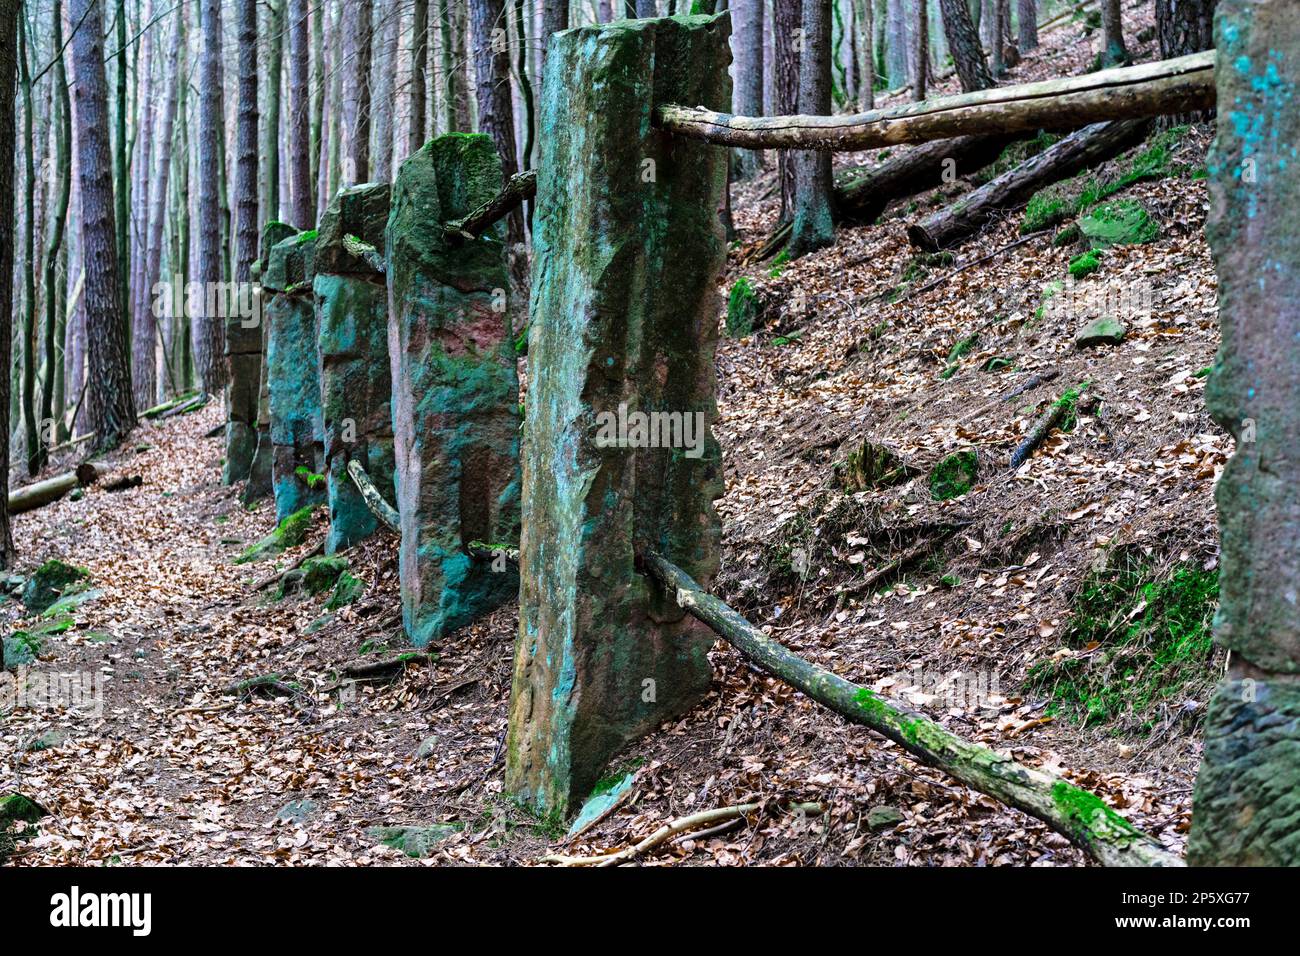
[
  {"x1": 1156, "y1": 0, "x2": 1217, "y2": 58},
  {"x1": 342, "y1": 0, "x2": 374, "y2": 183},
  {"x1": 469, "y1": 0, "x2": 524, "y2": 262},
  {"x1": 194, "y1": 0, "x2": 227, "y2": 393},
  {"x1": 774, "y1": 0, "x2": 801, "y2": 223},
  {"x1": 733, "y1": 0, "x2": 765, "y2": 178},
  {"x1": 235, "y1": 0, "x2": 259, "y2": 286},
  {"x1": 1101, "y1": 0, "x2": 1129, "y2": 67},
  {"x1": 70, "y1": 0, "x2": 138, "y2": 448},
  {"x1": 410, "y1": 0, "x2": 429, "y2": 154},
  {"x1": 655, "y1": 51, "x2": 1214, "y2": 150},
  {"x1": 907, "y1": 118, "x2": 1151, "y2": 250},
  {"x1": 41, "y1": 0, "x2": 74, "y2": 459},
  {"x1": 539, "y1": 0, "x2": 568, "y2": 76},
  {"x1": 913, "y1": 0, "x2": 928, "y2": 101},
  {"x1": 0, "y1": 0, "x2": 19, "y2": 566},
  {"x1": 372, "y1": 0, "x2": 400, "y2": 182},
  {"x1": 788, "y1": 0, "x2": 836, "y2": 258},
  {"x1": 263, "y1": 0, "x2": 285, "y2": 222},
  {"x1": 938, "y1": 0, "x2": 994, "y2": 92},
  {"x1": 1017, "y1": 0, "x2": 1037, "y2": 52},
  {"x1": 645, "y1": 552, "x2": 1183, "y2": 867},
  {"x1": 18, "y1": 12, "x2": 37, "y2": 474},
  {"x1": 288, "y1": 0, "x2": 313, "y2": 225}
]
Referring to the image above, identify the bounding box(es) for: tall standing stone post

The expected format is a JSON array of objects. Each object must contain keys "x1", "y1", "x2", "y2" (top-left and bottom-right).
[
  {"x1": 264, "y1": 229, "x2": 327, "y2": 522},
  {"x1": 385, "y1": 134, "x2": 521, "y2": 647},
  {"x1": 314, "y1": 184, "x2": 397, "y2": 553},
  {"x1": 504, "y1": 14, "x2": 731, "y2": 816},
  {"x1": 1188, "y1": 0, "x2": 1300, "y2": 865}
]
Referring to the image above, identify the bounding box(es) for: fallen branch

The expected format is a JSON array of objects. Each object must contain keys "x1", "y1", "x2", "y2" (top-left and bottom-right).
[
  {"x1": 655, "y1": 52, "x2": 1213, "y2": 151},
  {"x1": 836, "y1": 530, "x2": 961, "y2": 600},
  {"x1": 222, "y1": 674, "x2": 302, "y2": 699},
  {"x1": 7, "y1": 462, "x2": 107, "y2": 514},
  {"x1": 540, "y1": 801, "x2": 824, "y2": 867},
  {"x1": 643, "y1": 552, "x2": 1182, "y2": 867},
  {"x1": 346, "y1": 460, "x2": 399, "y2": 533},
  {"x1": 1001, "y1": 368, "x2": 1061, "y2": 402},
  {"x1": 140, "y1": 390, "x2": 201, "y2": 420},
  {"x1": 445, "y1": 169, "x2": 537, "y2": 242},
  {"x1": 159, "y1": 393, "x2": 208, "y2": 419},
  {"x1": 251, "y1": 539, "x2": 325, "y2": 591},
  {"x1": 1009, "y1": 385, "x2": 1087, "y2": 469}
]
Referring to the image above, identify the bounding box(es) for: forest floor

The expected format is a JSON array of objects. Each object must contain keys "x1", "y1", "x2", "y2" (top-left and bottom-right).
[{"x1": 3, "y1": 6, "x2": 1225, "y2": 866}]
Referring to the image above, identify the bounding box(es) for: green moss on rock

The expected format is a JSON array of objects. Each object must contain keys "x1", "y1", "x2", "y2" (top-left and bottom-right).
[
  {"x1": 236, "y1": 507, "x2": 319, "y2": 564},
  {"x1": 929, "y1": 451, "x2": 978, "y2": 501},
  {"x1": 22, "y1": 560, "x2": 89, "y2": 613},
  {"x1": 301, "y1": 556, "x2": 349, "y2": 596},
  {"x1": 1079, "y1": 199, "x2": 1160, "y2": 248}
]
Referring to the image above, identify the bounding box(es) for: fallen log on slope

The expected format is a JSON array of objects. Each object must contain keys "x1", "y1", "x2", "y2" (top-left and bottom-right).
[
  {"x1": 643, "y1": 552, "x2": 1183, "y2": 867},
  {"x1": 1010, "y1": 384, "x2": 1089, "y2": 469},
  {"x1": 655, "y1": 51, "x2": 1213, "y2": 152},
  {"x1": 7, "y1": 463, "x2": 108, "y2": 515},
  {"x1": 907, "y1": 119, "x2": 1151, "y2": 250}
]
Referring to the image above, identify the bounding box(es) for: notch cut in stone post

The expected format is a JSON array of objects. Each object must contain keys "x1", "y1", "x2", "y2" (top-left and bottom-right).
[
  {"x1": 386, "y1": 134, "x2": 522, "y2": 648},
  {"x1": 505, "y1": 13, "x2": 732, "y2": 816}
]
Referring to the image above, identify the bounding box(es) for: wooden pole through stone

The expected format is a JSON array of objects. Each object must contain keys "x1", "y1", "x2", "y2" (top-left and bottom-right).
[
  {"x1": 1187, "y1": 0, "x2": 1300, "y2": 866},
  {"x1": 385, "y1": 133, "x2": 521, "y2": 647},
  {"x1": 504, "y1": 13, "x2": 732, "y2": 817}
]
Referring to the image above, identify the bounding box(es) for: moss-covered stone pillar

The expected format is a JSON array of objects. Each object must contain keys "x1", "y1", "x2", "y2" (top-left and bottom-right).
[
  {"x1": 314, "y1": 184, "x2": 397, "y2": 554},
  {"x1": 245, "y1": 220, "x2": 300, "y2": 505},
  {"x1": 1188, "y1": 0, "x2": 1300, "y2": 866},
  {"x1": 222, "y1": 284, "x2": 264, "y2": 486},
  {"x1": 504, "y1": 14, "x2": 731, "y2": 816},
  {"x1": 264, "y1": 229, "x2": 326, "y2": 522},
  {"x1": 385, "y1": 134, "x2": 521, "y2": 647}
]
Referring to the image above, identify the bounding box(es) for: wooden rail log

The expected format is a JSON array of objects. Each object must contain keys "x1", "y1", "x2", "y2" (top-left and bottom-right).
[{"x1": 654, "y1": 51, "x2": 1213, "y2": 152}]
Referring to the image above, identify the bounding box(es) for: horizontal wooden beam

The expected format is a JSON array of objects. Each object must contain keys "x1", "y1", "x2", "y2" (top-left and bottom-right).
[{"x1": 655, "y1": 51, "x2": 1214, "y2": 151}]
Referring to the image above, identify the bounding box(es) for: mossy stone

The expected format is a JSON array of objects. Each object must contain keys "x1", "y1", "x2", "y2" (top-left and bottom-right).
[
  {"x1": 301, "y1": 556, "x2": 348, "y2": 596},
  {"x1": 929, "y1": 451, "x2": 979, "y2": 501},
  {"x1": 1078, "y1": 199, "x2": 1160, "y2": 248},
  {"x1": 1075, "y1": 315, "x2": 1127, "y2": 348},
  {"x1": 21, "y1": 560, "x2": 89, "y2": 614},
  {"x1": 236, "y1": 507, "x2": 319, "y2": 564},
  {"x1": 325, "y1": 571, "x2": 365, "y2": 610}
]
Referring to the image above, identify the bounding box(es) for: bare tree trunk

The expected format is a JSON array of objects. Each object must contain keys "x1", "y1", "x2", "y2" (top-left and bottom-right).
[
  {"x1": 861, "y1": 0, "x2": 873, "y2": 107},
  {"x1": 235, "y1": 0, "x2": 259, "y2": 284},
  {"x1": 410, "y1": 0, "x2": 429, "y2": 154},
  {"x1": 140, "y1": 6, "x2": 182, "y2": 410},
  {"x1": 1017, "y1": 0, "x2": 1037, "y2": 51},
  {"x1": 1156, "y1": 0, "x2": 1218, "y2": 58},
  {"x1": 513, "y1": 0, "x2": 535, "y2": 179},
  {"x1": 310, "y1": 0, "x2": 324, "y2": 196},
  {"x1": 372, "y1": 0, "x2": 400, "y2": 182},
  {"x1": 990, "y1": 0, "x2": 1005, "y2": 73},
  {"x1": 18, "y1": 13, "x2": 38, "y2": 474},
  {"x1": 788, "y1": 0, "x2": 835, "y2": 259},
  {"x1": 70, "y1": 0, "x2": 138, "y2": 447},
  {"x1": 0, "y1": 0, "x2": 19, "y2": 567},
  {"x1": 539, "y1": 0, "x2": 568, "y2": 76},
  {"x1": 262, "y1": 0, "x2": 284, "y2": 223},
  {"x1": 449, "y1": 0, "x2": 471, "y2": 131},
  {"x1": 129, "y1": 0, "x2": 159, "y2": 421},
  {"x1": 913, "y1": 0, "x2": 928, "y2": 101},
  {"x1": 1101, "y1": 0, "x2": 1129, "y2": 66},
  {"x1": 734, "y1": 0, "x2": 766, "y2": 178},
  {"x1": 774, "y1": 0, "x2": 801, "y2": 224},
  {"x1": 195, "y1": 0, "x2": 228, "y2": 392},
  {"x1": 342, "y1": 0, "x2": 374, "y2": 182},
  {"x1": 939, "y1": 0, "x2": 994, "y2": 92},
  {"x1": 287, "y1": 0, "x2": 312, "y2": 226}
]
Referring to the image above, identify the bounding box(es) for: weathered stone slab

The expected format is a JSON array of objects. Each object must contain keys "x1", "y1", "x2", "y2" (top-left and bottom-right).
[
  {"x1": 1188, "y1": 0, "x2": 1300, "y2": 865},
  {"x1": 385, "y1": 133, "x2": 521, "y2": 647},
  {"x1": 265, "y1": 231, "x2": 326, "y2": 522},
  {"x1": 316, "y1": 183, "x2": 392, "y2": 276},
  {"x1": 245, "y1": 221, "x2": 301, "y2": 504},
  {"x1": 314, "y1": 270, "x2": 396, "y2": 553},
  {"x1": 504, "y1": 14, "x2": 731, "y2": 816}
]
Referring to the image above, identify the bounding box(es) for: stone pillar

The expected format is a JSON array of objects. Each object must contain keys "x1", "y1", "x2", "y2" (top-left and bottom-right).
[
  {"x1": 385, "y1": 134, "x2": 521, "y2": 648},
  {"x1": 222, "y1": 294, "x2": 264, "y2": 486},
  {"x1": 264, "y1": 229, "x2": 326, "y2": 522},
  {"x1": 244, "y1": 221, "x2": 300, "y2": 505},
  {"x1": 504, "y1": 14, "x2": 731, "y2": 816},
  {"x1": 1188, "y1": 0, "x2": 1300, "y2": 866},
  {"x1": 314, "y1": 184, "x2": 397, "y2": 553}
]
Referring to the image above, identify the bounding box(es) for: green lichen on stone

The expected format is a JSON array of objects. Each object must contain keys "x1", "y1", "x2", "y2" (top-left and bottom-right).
[
  {"x1": 1079, "y1": 199, "x2": 1160, "y2": 248},
  {"x1": 1051, "y1": 780, "x2": 1138, "y2": 840},
  {"x1": 929, "y1": 450, "x2": 978, "y2": 501},
  {"x1": 0, "y1": 793, "x2": 47, "y2": 825},
  {"x1": 236, "y1": 507, "x2": 318, "y2": 564},
  {"x1": 22, "y1": 560, "x2": 89, "y2": 614},
  {"x1": 1075, "y1": 315, "x2": 1127, "y2": 348},
  {"x1": 326, "y1": 571, "x2": 365, "y2": 610},
  {"x1": 3, "y1": 632, "x2": 41, "y2": 669},
  {"x1": 1068, "y1": 249, "x2": 1103, "y2": 278},
  {"x1": 366, "y1": 823, "x2": 459, "y2": 857},
  {"x1": 315, "y1": 183, "x2": 392, "y2": 275},
  {"x1": 266, "y1": 270, "x2": 326, "y2": 521}
]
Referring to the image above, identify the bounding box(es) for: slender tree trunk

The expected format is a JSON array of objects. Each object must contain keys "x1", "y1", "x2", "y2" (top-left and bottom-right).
[
  {"x1": 323, "y1": 1, "x2": 342, "y2": 216},
  {"x1": 0, "y1": 0, "x2": 18, "y2": 566},
  {"x1": 70, "y1": 0, "x2": 138, "y2": 448},
  {"x1": 41, "y1": 0, "x2": 73, "y2": 463},
  {"x1": 287, "y1": 0, "x2": 312, "y2": 226},
  {"x1": 343, "y1": 0, "x2": 373, "y2": 182},
  {"x1": 372, "y1": 0, "x2": 400, "y2": 182},
  {"x1": 263, "y1": 0, "x2": 284, "y2": 223},
  {"x1": 539, "y1": 0, "x2": 567, "y2": 78},
  {"x1": 113, "y1": 0, "x2": 129, "y2": 346},
  {"x1": 139, "y1": 6, "x2": 181, "y2": 409},
  {"x1": 1156, "y1": 0, "x2": 1218, "y2": 58},
  {"x1": 195, "y1": 0, "x2": 228, "y2": 392},
  {"x1": 734, "y1": 0, "x2": 766, "y2": 178},
  {"x1": 939, "y1": 0, "x2": 994, "y2": 92},
  {"x1": 449, "y1": 0, "x2": 470, "y2": 132},
  {"x1": 774, "y1": 0, "x2": 801, "y2": 224},
  {"x1": 513, "y1": 0, "x2": 535, "y2": 178},
  {"x1": 861, "y1": 0, "x2": 873, "y2": 107},
  {"x1": 1101, "y1": 0, "x2": 1128, "y2": 66},
  {"x1": 990, "y1": 0, "x2": 1005, "y2": 73},
  {"x1": 1017, "y1": 0, "x2": 1037, "y2": 51},
  {"x1": 913, "y1": 0, "x2": 928, "y2": 101},
  {"x1": 310, "y1": 0, "x2": 324, "y2": 197},
  {"x1": 469, "y1": 0, "x2": 521, "y2": 234},
  {"x1": 410, "y1": 0, "x2": 429, "y2": 154},
  {"x1": 131, "y1": 0, "x2": 160, "y2": 390},
  {"x1": 19, "y1": 12, "x2": 38, "y2": 474},
  {"x1": 787, "y1": 0, "x2": 834, "y2": 258},
  {"x1": 235, "y1": 0, "x2": 259, "y2": 285}
]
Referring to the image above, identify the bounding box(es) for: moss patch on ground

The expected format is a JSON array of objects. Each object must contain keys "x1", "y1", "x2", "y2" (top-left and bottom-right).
[
  {"x1": 929, "y1": 451, "x2": 978, "y2": 501},
  {"x1": 1027, "y1": 551, "x2": 1219, "y2": 730},
  {"x1": 236, "y1": 507, "x2": 318, "y2": 564}
]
